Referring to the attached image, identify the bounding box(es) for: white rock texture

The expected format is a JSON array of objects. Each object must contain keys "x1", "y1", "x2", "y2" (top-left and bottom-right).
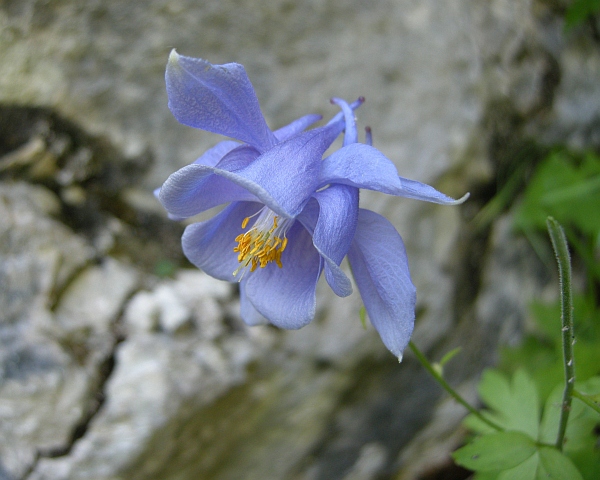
[{"x1": 1, "y1": 0, "x2": 599, "y2": 478}]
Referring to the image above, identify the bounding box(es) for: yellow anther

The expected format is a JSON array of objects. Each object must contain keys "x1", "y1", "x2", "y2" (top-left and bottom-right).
[{"x1": 232, "y1": 208, "x2": 291, "y2": 278}]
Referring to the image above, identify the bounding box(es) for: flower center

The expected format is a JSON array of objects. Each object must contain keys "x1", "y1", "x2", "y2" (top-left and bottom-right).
[{"x1": 233, "y1": 207, "x2": 292, "y2": 278}]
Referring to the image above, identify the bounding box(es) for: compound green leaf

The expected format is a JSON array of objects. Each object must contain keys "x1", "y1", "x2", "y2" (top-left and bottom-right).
[
  {"x1": 537, "y1": 447, "x2": 583, "y2": 480},
  {"x1": 453, "y1": 431, "x2": 537, "y2": 472},
  {"x1": 498, "y1": 453, "x2": 539, "y2": 480},
  {"x1": 475, "y1": 369, "x2": 540, "y2": 438}
]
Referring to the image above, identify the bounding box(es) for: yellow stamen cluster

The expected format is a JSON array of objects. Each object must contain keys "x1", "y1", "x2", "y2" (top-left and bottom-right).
[{"x1": 233, "y1": 215, "x2": 288, "y2": 276}]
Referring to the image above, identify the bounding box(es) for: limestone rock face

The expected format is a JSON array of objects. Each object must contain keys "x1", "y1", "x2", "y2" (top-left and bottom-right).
[
  {"x1": 1, "y1": 0, "x2": 599, "y2": 479},
  {"x1": 0, "y1": 181, "x2": 137, "y2": 478}
]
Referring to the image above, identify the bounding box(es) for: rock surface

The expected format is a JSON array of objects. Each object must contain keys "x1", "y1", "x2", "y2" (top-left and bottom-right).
[{"x1": 1, "y1": 0, "x2": 599, "y2": 479}]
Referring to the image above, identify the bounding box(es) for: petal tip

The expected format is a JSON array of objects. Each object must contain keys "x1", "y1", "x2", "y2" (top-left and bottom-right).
[
  {"x1": 453, "y1": 192, "x2": 470, "y2": 205},
  {"x1": 168, "y1": 48, "x2": 180, "y2": 65},
  {"x1": 397, "y1": 352, "x2": 403, "y2": 363}
]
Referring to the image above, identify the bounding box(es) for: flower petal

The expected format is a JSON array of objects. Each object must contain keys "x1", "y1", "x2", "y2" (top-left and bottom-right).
[
  {"x1": 396, "y1": 176, "x2": 470, "y2": 204},
  {"x1": 192, "y1": 140, "x2": 240, "y2": 167},
  {"x1": 347, "y1": 209, "x2": 416, "y2": 359},
  {"x1": 161, "y1": 100, "x2": 362, "y2": 219},
  {"x1": 244, "y1": 221, "x2": 322, "y2": 329},
  {"x1": 299, "y1": 185, "x2": 358, "y2": 297},
  {"x1": 219, "y1": 122, "x2": 344, "y2": 218},
  {"x1": 273, "y1": 114, "x2": 322, "y2": 142},
  {"x1": 166, "y1": 50, "x2": 276, "y2": 151},
  {"x1": 239, "y1": 282, "x2": 269, "y2": 326},
  {"x1": 320, "y1": 143, "x2": 469, "y2": 205},
  {"x1": 159, "y1": 145, "x2": 260, "y2": 218},
  {"x1": 182, "y1": 201, "x2": 262, "y2": 281},
  {"x1": 325, "y1": 96, "x2": 365, "y2": 127},
  {"x1": 331, "y1": 98, "x2": 358, "y2": 145}
]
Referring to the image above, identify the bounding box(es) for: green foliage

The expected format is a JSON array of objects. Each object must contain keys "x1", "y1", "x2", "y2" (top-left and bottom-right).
[
  {"x1": 457, "y1": 294, "x2": 600, "y2": 479},
  {"x1": 154, "y1": 258, "x2": 178, "y2": 277},
  {"x1": 455, "y1": 301, "x2": 600, "y2": 476},
  {"x1": 463, "y1": 370, "x2": 539, "y2": 436},
  {"x1": 540, "y1": 379, "x2": 600, "y2": 479},
  {"x1": 454, "y1": 369, "x2": 598, "y2": 479},
  {"x1": 452, "y1": 431, "x2": 537, "y2": 472},
  {"x1": 500, "y1": 295, "x2": 600, "y2": 401},
  {"x1": 437, "y1": 347, "x2": 462, "y2": 371},
  {"x1": 514, "y1": 149, "x2": 600, "y2": 282},
  {"x1": 565, "y1": 0, "x2": 600, "y2": 29},
  {"x1": 514, "y1": 149, "x2": 600, "y2": 237},
  {"x1": 453, "y1": 149, "x2": 600, "y2": 479},
  {"x1": 443, "y1": 146, "x2": 600, "y2": 479}
]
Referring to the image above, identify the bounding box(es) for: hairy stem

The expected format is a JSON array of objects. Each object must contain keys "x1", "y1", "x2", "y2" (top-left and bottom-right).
[{"x1": 546, "y1": 217, "x2": 575, "y2": 451}]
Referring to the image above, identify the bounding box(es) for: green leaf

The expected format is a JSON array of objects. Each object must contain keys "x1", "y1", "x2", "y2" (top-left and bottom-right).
[
  {"x1": 514, "y1": 151, "x2": 600, "y2": 236},
  {"x1": 540, "y1": 379, "x2": 600, "y2": 447},
  {"x1": 577, "y1": 375, "x2": 600, "y2": 399},
  {"x1": 452, "y1": 431, "x2": 537, "y2": 472},
  {"x1": 500, "y1": 295, "x2": 600, "y2": 402},
  {"x1": 565, "y1": 0, "x2": 600, "y2": 29},
  {"x1": 463, "y1": 411, "x2": 499, "y2": 436},
  {"x1": 474, "y1": 472, "x2": 500, "y2": 480},
  {"x1": 537, "y1": 447, "x2": 584, "y2": 480},
  {"x1": 439, "y1": 347, "x2": 462, "y2": 368},
  {"x1": 498, "y1": 453, "x2": 539, "y2": 480},
  {"x1": 539, "y1": 379, "x2": 600, "y2": 479},
  {"x1": 475, "y1": 369, "x2": 540, "y2": 438}
]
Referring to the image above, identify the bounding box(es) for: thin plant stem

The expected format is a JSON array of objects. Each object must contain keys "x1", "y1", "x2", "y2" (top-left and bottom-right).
[
  {"x1": 546, "y1": 217, "x2": 575, "y2": 451},
  {"x1": 408, "y1": 341, "x2": 503, "y2": 432}
]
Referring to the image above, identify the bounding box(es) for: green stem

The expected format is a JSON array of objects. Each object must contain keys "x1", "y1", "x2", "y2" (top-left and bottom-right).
[
  {"x1": 572, "y1": 389, "x2": 600, "y2": 415},
  {"x1": 408, "y1": 341, "x2": 503, "y2": 432},
  {"x1": 546, "y1": 217, "x2": 575, "y2": 451}
]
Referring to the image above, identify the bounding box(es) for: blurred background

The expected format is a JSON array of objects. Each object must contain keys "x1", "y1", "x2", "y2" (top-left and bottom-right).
[{"x1": 1, "y1": 0, "x2": 599, "y2": 479}]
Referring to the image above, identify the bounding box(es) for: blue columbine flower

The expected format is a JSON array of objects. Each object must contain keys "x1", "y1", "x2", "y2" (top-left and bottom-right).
[{"x1": 158, "y1": 51, "x2": 468, "y2": 359}]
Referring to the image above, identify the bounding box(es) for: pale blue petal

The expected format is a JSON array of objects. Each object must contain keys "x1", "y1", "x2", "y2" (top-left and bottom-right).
[
  {"x1": 396, "y1": 176, "x2": 470, "y2": 204},
  {"x1": 192, "y1": 140, "x2": 240, "y2": 166},
  {"x1": 325, "y1": 97, "x2": 365, "y2": 127},
  {"x1": 273, "y1": 114, "x2": 322, "y2": 142},
  {"x1": 299, "y1": 185, "x2": 358, "y2": 297},
  {"x1": 182, "y1": 202, "x2": 262, "y2": 281},
  {"x1": 166, "y1": 50, "x2": 276, "y2": 151},
  {"x1": 330, "y1": 98, "x2": 358, "y2": 146},
  {"x1": 244, "y1": 222, "x2": 322, "y2": 329},
  {"x1": 239, "y1": 282, "x2": 269, "y2": 326},
  {"x1": 161, "y1": 119, "x2": 343, "y2": 219},
  {"x1": 154, "y1": 185, "x2": 187, "y2": 221},
  {"x1": 347, "y1": 209, "x2": 416, "y2": 359},
  {"x1": 159, "y1": 145, "x2": 261, "y2": 218},
  {"x1": 213, "y1": 122, "x2": 343, "y2": 218},
  {"x1": 320, "y1": 143, "x2": 469, "y2": 205}
]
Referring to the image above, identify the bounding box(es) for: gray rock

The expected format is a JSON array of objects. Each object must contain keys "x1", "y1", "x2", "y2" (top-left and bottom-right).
[
  {"x1": 1, "y1": 0, "x2": 599, "y2": 478},
  {"x1": 0, "y1": 182, "x2": 138, "y2": 479}
]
